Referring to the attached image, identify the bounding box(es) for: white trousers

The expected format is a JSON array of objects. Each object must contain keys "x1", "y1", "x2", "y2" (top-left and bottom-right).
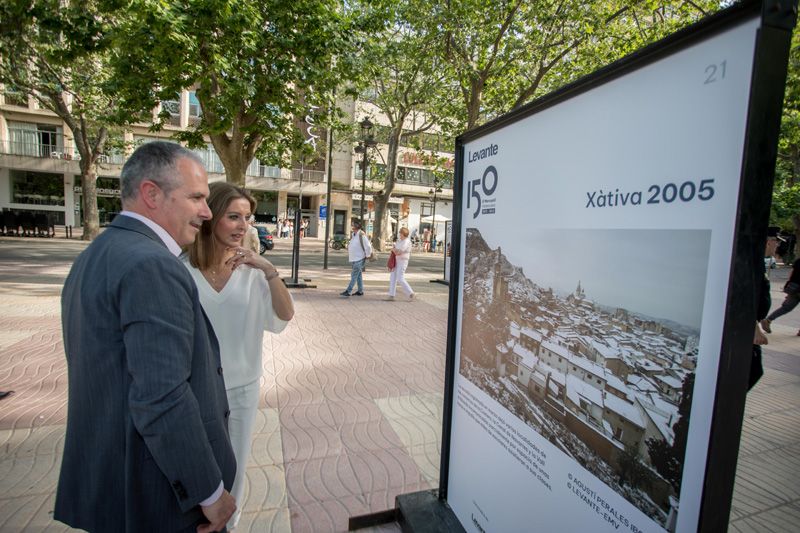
[
  {"x1": 389, "y1": 260, "x2": 413, "y2": 297},
  {"x1": 226, "y1": 379, "x2": 261, "y2": 529}
]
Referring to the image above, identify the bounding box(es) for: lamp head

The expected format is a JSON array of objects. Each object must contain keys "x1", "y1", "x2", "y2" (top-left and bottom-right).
[{"x1": 360, "y1": 117, "x2": 373, "y2": 133}]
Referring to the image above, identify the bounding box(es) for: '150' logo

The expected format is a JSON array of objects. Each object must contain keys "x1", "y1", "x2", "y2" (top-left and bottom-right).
[{"x1": 467, "y1": 165, "x2": 498, "y2": 219}]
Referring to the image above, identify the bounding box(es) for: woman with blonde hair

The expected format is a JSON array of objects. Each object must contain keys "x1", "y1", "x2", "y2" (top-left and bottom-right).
[
  {"x1": 387, "y1": 227, "x2": 415, "y2": 301},
  {"x1": 183, "y1": 182, "x2": 294, "y2": 528}
]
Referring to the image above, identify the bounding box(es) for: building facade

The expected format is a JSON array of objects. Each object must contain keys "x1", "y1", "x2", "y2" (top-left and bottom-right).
[{"x1": 0, "y1": 89, "x2": 454, "y2": 242}]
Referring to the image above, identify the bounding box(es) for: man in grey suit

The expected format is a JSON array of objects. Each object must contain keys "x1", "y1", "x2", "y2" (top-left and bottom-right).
[{"x1": 55, "y1": 142, "x2": 237, "y2": 532}]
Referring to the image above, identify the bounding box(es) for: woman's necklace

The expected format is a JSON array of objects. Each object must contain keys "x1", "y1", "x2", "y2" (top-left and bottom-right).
[
  {"x1": 205, "y1": 259, "x2": 231, "y2": 292},
  {"x1": 208, "y1": 267, "x2": 219, "y2": 286}
]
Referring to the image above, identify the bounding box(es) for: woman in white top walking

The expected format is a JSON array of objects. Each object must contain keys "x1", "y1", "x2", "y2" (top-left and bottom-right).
[
  {"x1": 183, "y1": 182, "x2": 294, "y2": 529},
  {"x1": 387, "y1": 227, "x2": 415, "y2": 300}
]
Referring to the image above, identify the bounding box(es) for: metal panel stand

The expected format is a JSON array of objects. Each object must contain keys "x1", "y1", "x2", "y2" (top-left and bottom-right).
[{"x1": 348, "y1": 491, "x2": 465, "y2": 532}]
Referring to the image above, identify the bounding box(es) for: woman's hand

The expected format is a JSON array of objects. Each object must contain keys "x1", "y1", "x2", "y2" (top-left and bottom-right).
[
  {"x1": 226, "y1": 247, "x2": 294, "y2": 321},
  {"x1": 225, "y1": 246, "x2": 276, "y2": 275}
]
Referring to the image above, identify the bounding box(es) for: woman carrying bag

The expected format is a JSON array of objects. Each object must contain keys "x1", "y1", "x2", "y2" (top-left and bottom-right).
[{"x1": 386, "y1": 227, "x2": 415, "y2": 301}]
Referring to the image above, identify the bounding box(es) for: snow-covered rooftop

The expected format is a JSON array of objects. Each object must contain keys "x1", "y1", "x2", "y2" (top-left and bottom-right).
[
  {"x1": 604, "y1": 392, "x2": 645, "y2": 428},
  {"x1": 566, "y1": 374, "x2": 603, "y2": 406},
  {"x1": 513, "y1": 344, "x2": 537, "y2": 370}
]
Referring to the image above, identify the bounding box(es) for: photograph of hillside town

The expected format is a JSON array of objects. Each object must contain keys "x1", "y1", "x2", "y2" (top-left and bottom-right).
[{"x1": 459, "y1": 227, "x2": 711, "y2": 530}]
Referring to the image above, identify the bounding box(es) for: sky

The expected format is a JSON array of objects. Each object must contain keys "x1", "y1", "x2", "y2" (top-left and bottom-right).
[{"x1": 476, "y1": 228, "x2": 710, "y2": 330}]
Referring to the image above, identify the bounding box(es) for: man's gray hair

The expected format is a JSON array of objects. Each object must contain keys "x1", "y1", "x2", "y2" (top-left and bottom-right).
[{"x1": 120, "y1": 141, "x2": 204, "y2": 202}]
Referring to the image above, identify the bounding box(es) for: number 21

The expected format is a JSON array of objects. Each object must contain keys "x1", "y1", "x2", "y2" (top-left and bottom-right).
[{"x1": 704, "y1": 60, "x2": 727, "y2": 84}]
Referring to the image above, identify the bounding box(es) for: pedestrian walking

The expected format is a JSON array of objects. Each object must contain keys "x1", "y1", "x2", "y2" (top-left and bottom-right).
[
  {"x1": 341, "y1": 221, "x2": 372, "y2": 296},
  {"x1": 243, "y1": 215, "x2": 260, "y2": 254},
  {"x1": 386, "y1": 227, "x2": 415, "y2": 301},
  {"x1": 761, "y1": 257, "x2": 800, "y2": 336},
  {"x1": 55, "y1": 141, "x2": 237, "y2": 532},
  {"x1": 183, "y1": 182, "x2": 294, "y2": 529},
  {"x1": 752, "y1": 228, "x2": 782, "y2": 389}
]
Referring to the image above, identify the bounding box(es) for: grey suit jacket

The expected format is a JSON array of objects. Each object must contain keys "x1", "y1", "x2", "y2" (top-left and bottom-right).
[{"x1": 55, "y1": 215, "x2": 236, "y2": 532}]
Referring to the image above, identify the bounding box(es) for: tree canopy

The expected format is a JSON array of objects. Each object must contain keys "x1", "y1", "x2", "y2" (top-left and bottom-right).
[
  {"x1": 350, "y1": 0, "x2": 453, "y2": 249},
  {"x1": 0, "y1": 0, "x2": 132, "y2": 240},
  {"x1": 424, "y1": 0, "x2": 722, "y2": 131},
  {"x1": 109, "y1": 0, "x2": 357, "y2": 186},
  {"x1": 773, "y1": 26, "x2": 800, "y2": 246}
]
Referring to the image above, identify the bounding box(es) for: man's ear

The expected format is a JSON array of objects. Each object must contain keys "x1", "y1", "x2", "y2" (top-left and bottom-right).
[{"x1": 139, "y1": 180, "x2": 162, "y2": 209}]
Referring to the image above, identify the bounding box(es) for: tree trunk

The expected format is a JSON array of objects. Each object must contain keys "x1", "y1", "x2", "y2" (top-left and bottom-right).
[
  {"x1": 371, "y1": 125, "x2": 403, "y2": 251},
  {"x1": 211, "y1": 133, "x2": 248, "y2": 186},
  {"x1": 51, "y1": 102, "x2": 106, "y2": 240},
  {"x1": 209, "y1": 124, "x2": 261, "y2": 187},
  {"x1": 466, "y1": 76, "x2": 485, "y2": 130},
  {"x1": 80, "y1": 159, "x2": 100, "y2": 241}
]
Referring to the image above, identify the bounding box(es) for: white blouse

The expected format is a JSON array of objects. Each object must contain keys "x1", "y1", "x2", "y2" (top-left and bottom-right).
[
  {"x1": 184, "y1": 261, "x2": 289, "y2": 390},
  {"x1": 394, "y1": 237, "x2": 411, "y2": 265}
]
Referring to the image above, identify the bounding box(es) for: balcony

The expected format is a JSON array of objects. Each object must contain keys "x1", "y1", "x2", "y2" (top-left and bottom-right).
[
  {"x1": 291, "y1": 168, "x2": 325, "y2": 183},
  {"x1": 2, "y1": 131, "x2": 323, "y2": 185},
  {"x1": 2, "y1": 134, "x2": 63, "y2": 159}
]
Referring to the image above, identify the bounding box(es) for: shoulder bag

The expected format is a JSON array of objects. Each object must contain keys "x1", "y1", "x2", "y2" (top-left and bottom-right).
[{"x1": 358, "y1": 232, "x2": 376, "y2": 262}]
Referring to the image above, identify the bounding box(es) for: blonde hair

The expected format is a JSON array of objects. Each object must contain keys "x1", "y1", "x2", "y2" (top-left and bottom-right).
[
  {"x1": 185, "y1": 182, "x2": 256, "y2": 270},
  {"x1": 399, "y1": 227, "x2": 409, "y2": 238}
]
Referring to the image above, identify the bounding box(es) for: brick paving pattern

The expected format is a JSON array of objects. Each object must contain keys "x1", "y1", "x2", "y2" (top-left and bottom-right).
[{"x1": 0, "y1": 236, "x2": 797, "y2": 532}]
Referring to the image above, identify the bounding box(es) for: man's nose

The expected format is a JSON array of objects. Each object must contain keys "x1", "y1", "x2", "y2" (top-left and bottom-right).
[{"x1": 200, "y1": 201, "x2": 212, "y2": 220}]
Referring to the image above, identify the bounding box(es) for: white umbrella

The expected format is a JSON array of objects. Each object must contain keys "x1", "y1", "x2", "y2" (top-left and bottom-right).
[{"x1": 420, "y1": 214, "x2": 450, "y2": 223}]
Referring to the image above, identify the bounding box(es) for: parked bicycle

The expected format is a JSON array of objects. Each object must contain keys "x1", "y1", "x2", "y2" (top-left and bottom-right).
[{"x1": 330, "y1": 234, "x2": 349, "y2": 250}]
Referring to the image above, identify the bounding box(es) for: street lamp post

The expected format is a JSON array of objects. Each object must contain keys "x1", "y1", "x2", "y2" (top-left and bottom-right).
[
  {"x1": 428, "y1": 183, "x2": 442, "y2": 252},
  {"x1": 356, "y1": 118, "x2": 377, "y2": 230}
]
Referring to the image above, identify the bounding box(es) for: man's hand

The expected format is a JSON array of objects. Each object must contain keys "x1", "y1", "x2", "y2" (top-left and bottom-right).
[
  {"x1": 197, "y1": 490, "x2": 236, "y2": 533},
  {"x1": 754, "y1": 323, "x2": 769, "y2": 346}
]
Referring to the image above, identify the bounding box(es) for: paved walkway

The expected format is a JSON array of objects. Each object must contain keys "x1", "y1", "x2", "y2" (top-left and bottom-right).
[
  {"x1": 0, "y1": 236, "x2": 797, "y2": 532},
  {"x1": 728, "y1": 264, "x2": 800, "y2": 533}
]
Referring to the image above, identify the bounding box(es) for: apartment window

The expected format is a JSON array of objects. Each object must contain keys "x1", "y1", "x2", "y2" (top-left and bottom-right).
[
  {"x1": 370, "y1": 164, "x2": 385, "y2": 181},
  {"x1": 404, "y1": 167, "x2": 421, "y2": 183},
  {"x1": 360, "y1": 87, "x2": 379, "y2": 103},
  {"x1": 355, "y1": 160, "x2": 384, "y2": 182},
  {"x1": 98, "y1": 137, "x2": 127, "y2": 165},
  {"x1": 246, "y1": 158, "x2": 280, "y2": 178},
  {"x1": 161, "y1": 94, "x2": 181, "y2": 126},
  {"x1": 191, "y1": 144, "x2": 224, "y2": 174},
  {"x1": 421, "y1": 202, "x2": 433, "y2": 218},
  {"x1": 188, "y1": 91, "x2": 202, "y2": 126},
  {"x1": 7, "y1": 122, "x2": 63, "y2": 158},
  {"x1": 3, "y1": 86, "x2": 28, "y2": 107}
]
